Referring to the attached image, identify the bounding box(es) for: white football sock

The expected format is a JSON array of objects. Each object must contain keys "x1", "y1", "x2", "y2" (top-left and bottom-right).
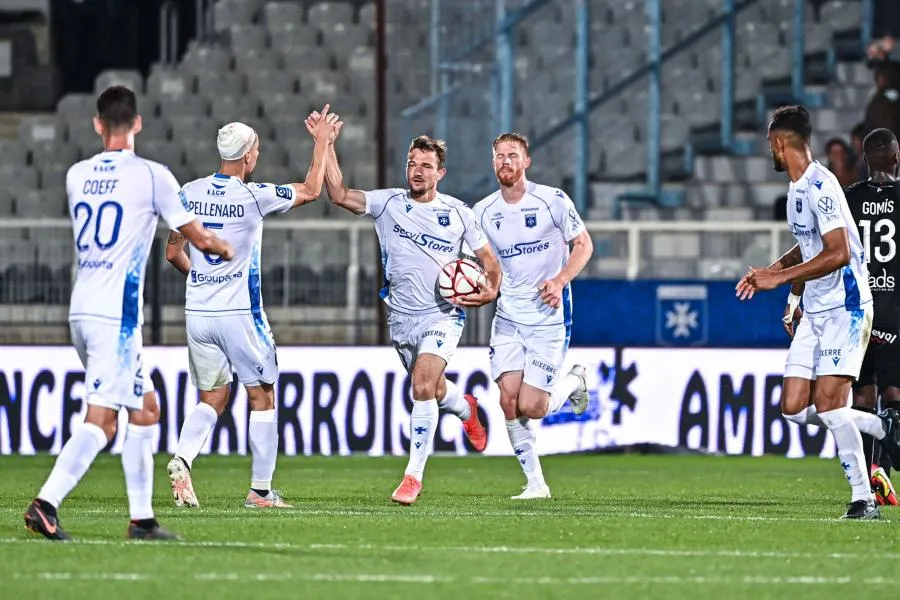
[
  {"x1": 122, "y1": 423, "x2": 155, "y2": 520},
  {"x1": 784, "y1": 406, "x2": 886, "y2": 440},
  {"x1": 38, "y1": 422, "x2": 108, "y2": 508},
  {"x1": 439, "y1": 379, "x2": 471, "y2": 421},
  {"x1": 405, "y1": 400, "x2": 438, "y2": 481},
  {"x1": 783, "y1": 406, "x2": 826, "y2": 428},
  {"x1": 506, "y1": 417, "x2": 544, "y2": 485},
  {"x1": 174, "y1": 402, "x2": 218, "y2": 469},
  {"x1": 818, "y1": 407, "x2": 874, "y2": 502},
  {"x1": 249, "y1": 409, "x2": 278, "y2": 491},
  {"x1": 548, "y1": 370, "x2": 582, "y2": 413},
  {"x1": 848, "y1": 409, "x2": 886, "y2": 440}
]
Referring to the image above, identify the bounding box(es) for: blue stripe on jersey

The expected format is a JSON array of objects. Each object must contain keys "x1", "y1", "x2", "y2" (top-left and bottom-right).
[
  {"x1": 849, "y1": 308, "x2": 863, "y2": 348},
  {"x1": 248, "y1": 244, "x2": 273, "y2": 348},
  {"x1": 378, "y1": 249, "x2": 389, "y2": 300},
  {"x1": 248, "y1": 244, "x2": 262, "y2": 314},
  {"x1": 562, "y1": 283, "x2": 572, "y2": 327},
  {"x1": 563, "y1": 323, "x2": 572, "y2": 354},
  {"x1": 213, "y1": 172, "x2": 230, "y2": 180},
  {"x1": 842, "y1": 265, "x2": 861, "y2": 310},
  {"x1": 455, "y1": 307, "x2": 466, "y2": 322},
  {"x1": 121, "y1": 243, "x2": 144, "y2": 330}
]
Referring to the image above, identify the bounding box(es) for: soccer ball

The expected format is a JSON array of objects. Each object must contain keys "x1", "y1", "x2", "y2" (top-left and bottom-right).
[{"x1": 438, "y1": 258, "x2": 486, "y2": 300}]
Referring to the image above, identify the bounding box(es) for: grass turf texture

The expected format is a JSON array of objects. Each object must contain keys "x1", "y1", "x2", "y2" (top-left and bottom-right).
[{"x1": 0, "y1": 454, "x2": 897, "y2": 599}]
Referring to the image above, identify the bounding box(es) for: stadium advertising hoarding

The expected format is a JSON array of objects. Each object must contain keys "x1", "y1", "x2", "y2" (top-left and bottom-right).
[{"x1": 0, "y1": 346, "x2": 835, "y2": 459}]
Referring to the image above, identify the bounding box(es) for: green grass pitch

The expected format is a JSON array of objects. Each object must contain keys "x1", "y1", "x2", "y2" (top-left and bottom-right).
[{"x1": 0, "y1": 453, "x2": 897, "y2": 599}]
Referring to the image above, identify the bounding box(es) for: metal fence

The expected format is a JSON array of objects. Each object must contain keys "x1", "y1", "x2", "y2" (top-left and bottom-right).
[
  {"x1": 0, "y1": 217, "x2": 795, "y2": 344},
  {"x1": 393, "y1": 0, "x2": 873, "y2": 212}
]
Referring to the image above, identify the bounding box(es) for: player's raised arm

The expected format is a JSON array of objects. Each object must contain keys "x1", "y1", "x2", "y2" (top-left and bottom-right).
[
  {"x1": 165, "y1": 230, "x2": 191, "y2": 276},
  {"x1": 288, "y1": 104, "x2": 342, "y2": 207},
  {"x1": 305, "y1": 110, "x2": 367, "y2": 215}
]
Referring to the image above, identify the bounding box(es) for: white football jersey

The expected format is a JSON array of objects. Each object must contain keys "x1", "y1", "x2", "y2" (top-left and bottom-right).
[
  {"x1": 365, "y1": 188, "x2": 489, "y2": 314},
  {"x1": 786, "y1": 161, "x2": 872, "y2": 314},
  {"x1": 68, "y1": 150, "x2": 194, "y2": 325},
  {"x1": 179, "y1": 173, "x2": 295, "y2": 315},
  {"x1": 474, "y1": 181, "x2": 585, "y2": 326}
]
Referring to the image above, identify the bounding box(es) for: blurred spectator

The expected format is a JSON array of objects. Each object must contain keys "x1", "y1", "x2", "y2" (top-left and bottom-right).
[
  {"x1": 851, "y1": 123, "x2": 867, "y2": 180},
  {"x1": 873, "y1": 0, "x2": 900, "y2": 41},
  {"x1": 825, "y1": 138, "x2": 859, "y2": 188},
  {"x1": 773, "y1": 194, "x2": 787, "y2": 221},
  {"x1": 864, "y1": 62, "x2": 900, "y2": 141}
]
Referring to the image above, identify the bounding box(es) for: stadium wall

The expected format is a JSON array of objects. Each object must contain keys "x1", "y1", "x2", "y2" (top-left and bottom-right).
[{"x1": 0, "y1": 346, "x2": 835, "y2": 460}]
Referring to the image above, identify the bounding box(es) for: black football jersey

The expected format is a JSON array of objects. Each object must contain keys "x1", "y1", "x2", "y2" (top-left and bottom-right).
[{"x1": 847, "y1": 180, "x2": 900, "y2": 328}]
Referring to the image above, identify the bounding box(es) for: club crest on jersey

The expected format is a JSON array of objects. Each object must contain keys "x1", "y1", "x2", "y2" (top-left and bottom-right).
[
  {"x1": 818, "y1": 197, "x2": 835, "y2": 214},
  {"x1": 796, "y1": 198, "x2": 802, "y2": 213},
  {"x1": 525, "y1": 214, "x2": 537, "y2": 228},
  {"x1": 437, "y1": 214, "x2": 450, "y2": 227}
]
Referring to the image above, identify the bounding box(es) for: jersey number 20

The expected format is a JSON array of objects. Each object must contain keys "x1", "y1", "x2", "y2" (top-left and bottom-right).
[
  {"x1": 859, "y1": 218, "x2": 897, "y2": 263},
  {"x1": 73, "y1": 201, "x2": 123, "y2": 252}
]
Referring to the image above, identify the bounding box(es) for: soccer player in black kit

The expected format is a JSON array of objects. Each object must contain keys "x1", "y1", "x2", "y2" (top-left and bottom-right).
[{"x1": 848, "y1": 128, "x2": 900, "y2": 506}]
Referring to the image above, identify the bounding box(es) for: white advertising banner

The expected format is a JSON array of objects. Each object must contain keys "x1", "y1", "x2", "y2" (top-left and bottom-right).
[{"x1": 0, "y1": 346, "x2": 836, "y2": 458}]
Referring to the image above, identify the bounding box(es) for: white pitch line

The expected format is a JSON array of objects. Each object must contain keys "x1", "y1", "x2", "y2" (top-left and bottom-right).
[
  {"x1": 0, "y1": 537, "x2": 896, "y2": 561},
  {"x1": 0, "y1": 506, "x2": 883, "y2": 524},
  {"x1": 8, "y1": 572, "x2": 898, "y2": 586}
]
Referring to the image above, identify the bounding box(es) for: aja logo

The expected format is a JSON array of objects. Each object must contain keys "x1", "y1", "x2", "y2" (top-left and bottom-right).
[
  {"x1": 437, "y1": 214, "x2": 450, "y2": 227},
  {"x1": 525, "y1": 214, "x2": 537, "y2": 228}
]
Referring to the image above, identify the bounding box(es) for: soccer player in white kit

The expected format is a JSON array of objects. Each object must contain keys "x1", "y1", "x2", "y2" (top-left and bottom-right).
[
  {"x1": 472, "y1": 133, "x2": 593, "y2": 499},
  {"x1": 308, "y1": 112, "x2": 501, "y2": 505},
  {"x1": 737, "y1": 105, "x2": 900, "y2": 519},
  {"x1": 24, "y1": 86, "x2": 234, "y2": 540},
  {"x1": 163, "y1": 108, "x2": 342, "y2": 508}
]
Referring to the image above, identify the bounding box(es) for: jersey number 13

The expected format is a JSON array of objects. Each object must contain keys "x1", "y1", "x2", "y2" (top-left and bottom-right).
[{"x1": 859, "y1": 218, "x2": 897, "y2": 263}]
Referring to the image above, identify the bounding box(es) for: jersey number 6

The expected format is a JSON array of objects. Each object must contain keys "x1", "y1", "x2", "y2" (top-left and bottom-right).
[{"x1": 202, "y1": 221, "x2": 224, "y2": 265}]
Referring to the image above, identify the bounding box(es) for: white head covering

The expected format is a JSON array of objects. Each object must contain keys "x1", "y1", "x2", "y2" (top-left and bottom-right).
[{"x1": 217, "y1": 122, "x2": 257, "y2": 161}]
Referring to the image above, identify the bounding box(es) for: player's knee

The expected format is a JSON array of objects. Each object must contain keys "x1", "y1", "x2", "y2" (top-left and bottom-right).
[
  {"x1": 499, "y1": 395, "x2": 518, "y2": 420},
  {"x1": 412, "y1": 380, "x2": 437, "y2": 401},
  {"x1": 247, "y1": 385, "x2": 275, "y2": 411},
  {"x1": 520, "y1": 395, "x2": 550, "y2": 420}
]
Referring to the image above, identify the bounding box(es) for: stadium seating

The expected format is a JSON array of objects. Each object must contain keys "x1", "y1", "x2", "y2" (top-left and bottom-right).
[{"x1": 0, "y1": 0, "x2": 877, "y2": 313}]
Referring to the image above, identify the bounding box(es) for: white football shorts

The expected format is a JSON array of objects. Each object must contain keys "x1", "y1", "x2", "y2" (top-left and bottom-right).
[
  {"x1": 489, "y1": 316, "x2": 571, "y2": 392},
  {"x1": 388, "y1": 308, "x2": 465, "y2": 372},
  {"x1": 785, "y1": 304, "x2": 873, "y2": 380},
  {"x1": 186, "y1": 312, "x2": 278, "y2": 391},
  {"x1": 70, "y1": 319, "x2": 145, "y2": 411}
]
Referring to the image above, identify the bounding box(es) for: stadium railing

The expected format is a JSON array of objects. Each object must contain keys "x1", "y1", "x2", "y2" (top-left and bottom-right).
[{"x1": 0, "y1": 218, "x2": 793, "y2": 345}]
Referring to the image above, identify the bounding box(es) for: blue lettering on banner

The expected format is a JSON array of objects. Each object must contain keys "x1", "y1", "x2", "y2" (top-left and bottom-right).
[{"x1": 0, "y1": 346, "x2": 841, "y2": 460}]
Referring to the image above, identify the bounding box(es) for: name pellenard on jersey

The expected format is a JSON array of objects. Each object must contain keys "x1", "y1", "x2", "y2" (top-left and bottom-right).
[
  {"x1": 848, "y1": 180, "x2": 900, "y2": 328},
  {"x1": 188, "y1": 200, "x2": 246, "y2": 218}
]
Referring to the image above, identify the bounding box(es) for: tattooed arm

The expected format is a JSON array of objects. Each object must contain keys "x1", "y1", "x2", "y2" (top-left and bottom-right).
[
  {"x1": 165, "y1": 231, "x2": 191, "y2": 277},
  {"x1": 769, "y1": 244, "x2": 802, "y2": 271}
]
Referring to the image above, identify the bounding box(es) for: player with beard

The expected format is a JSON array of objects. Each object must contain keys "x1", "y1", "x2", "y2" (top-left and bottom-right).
[
  {"x1": 737, "y1": 105, "x2": 900, "y2": 519},
  {"x1": 473, "y1": 132, "x2": 591, "y2": 499},
  {"x1": 847, "y1": 128, "x2": 900, "y2": 505},
  {"x1": 307, "y1": 107, "x2": 501, "y2": 505}
]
